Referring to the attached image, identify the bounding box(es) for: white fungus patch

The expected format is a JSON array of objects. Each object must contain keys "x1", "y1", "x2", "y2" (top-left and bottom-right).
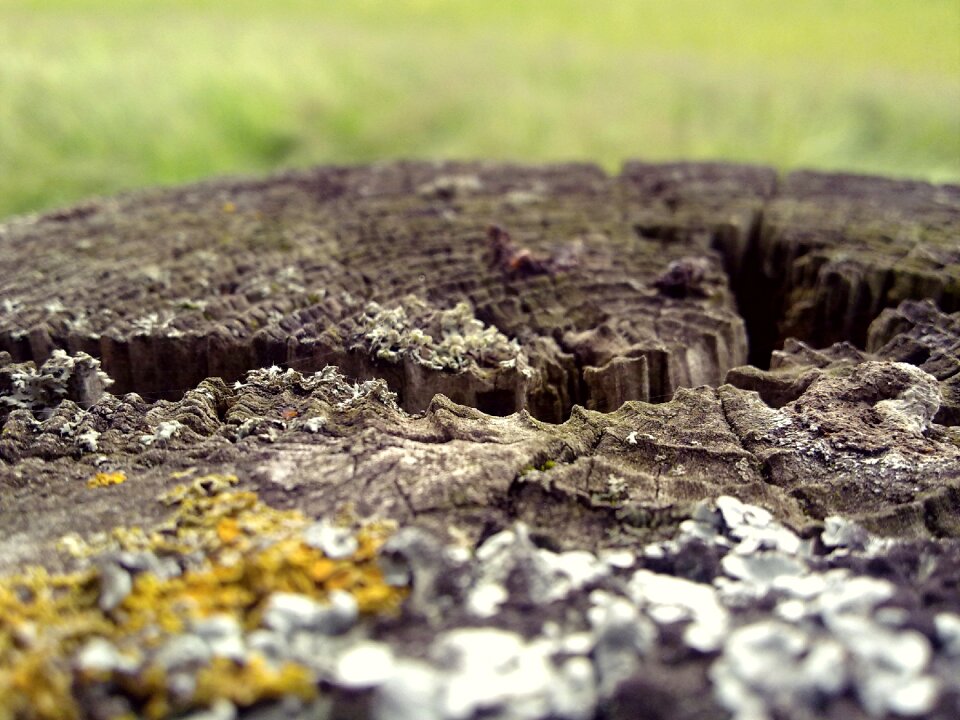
[
  {"x1": 372, "y1": 659, "x2": 444, "y2": 720},
  {"x1": 191, "y1": 615, "x2": 246, "y2": 663},
  {"x1": 335, "y1": 641, "x2": 397, "y2": 690},
  {"x1": 467, "y1": 582, "x2": 509, "y2": 619},
  {"x1": 627, "y1": 570, "x2": 729, "y2": 652},
  {"x1": 719, "y1": 551, "x2": 808, "y2": 598},
  {"x1": 75, "y1": 637, "x2": 138, "y2": 675},
  {"x1": 153, "y1": 634, "x2": 212, "y2": 673},
  {"x1": 270, "y1": 500, "x2": 950, "y2": 718},
  {"x1": 599, "y1": 548, "x2": 635, "y2": 570},
  {"x1": 830, "y1": 615, "x2": 939, "y2": 717},
  {"x1": 935, "y1": 612, "x2": 960, "y2": 657},
  {"x1": 821, "y1": 514, "x2": 871, "y2": 551},
  {"x1": 711, "y1": 620, "x2": 848, "y2": 720},
  {"x1": 139, "y1": 419, "x2": 183, "y2": 446},
  {"x1": 261, "y1": 590, "x2": 358, "y2": 637},
  {"x1": 76, "y1": 428, "x2": 101, "y2": 452},
  {"x1": 467, "y1": 524, "x2": 610, "y2": 617},
  {"x1": 423, "y1": 627, "x2": 594, "y2": 720},
  {"x1": 434, "y1": 629, "x2": 530, "y2": 718},
  {"x1": 301, "y1": 415, "x2": 326, "y2": 433},
  {"x1": 816, "y1": 575, "x2": 896, "y2": 621},
  {"x1": 356, "y1": 505, "x2": 930, "y2": 718},
  {"x1": 715, "y1": 495, "x2": 802, "y2": 555},
  {"x1": 588, "y1": 590, "x2": 654, "y2": 697},
  {"x1": 303, "y1": 519, "x2": 359, "y2": 559},
  {"x1": 97, "y1": 563, "x2": 132, "y2": 612}
]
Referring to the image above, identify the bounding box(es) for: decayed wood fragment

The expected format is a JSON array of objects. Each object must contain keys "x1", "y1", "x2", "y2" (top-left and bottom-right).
[{"x1": 727, "y1": 298, "x2": 960, "y2": 426}]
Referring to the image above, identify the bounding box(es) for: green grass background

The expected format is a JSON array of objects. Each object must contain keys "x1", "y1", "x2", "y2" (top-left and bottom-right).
[{"x1": 1, "y1": 0, "x2": 958, "y2": 220}]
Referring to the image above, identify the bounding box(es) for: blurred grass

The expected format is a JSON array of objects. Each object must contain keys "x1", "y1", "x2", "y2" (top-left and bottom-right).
[{"x1": 1, "y1": 0, "x2": 958, "y2": 220}]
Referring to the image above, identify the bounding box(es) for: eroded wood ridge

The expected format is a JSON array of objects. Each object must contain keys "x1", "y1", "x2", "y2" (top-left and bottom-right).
[{"x1": 727, "y1": 299, "x2": 960, "y2": 426}]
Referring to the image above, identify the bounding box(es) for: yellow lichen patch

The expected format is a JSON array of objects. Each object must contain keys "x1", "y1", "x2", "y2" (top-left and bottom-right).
[
  {"x1": 0, "y1": 473, "x2": 406, "y2": 719},
  {"x1": 86, "y1": 471, "x2": 127, "y2": 489},
  {"x1": 0, "y1": 568, "x2": 104, "y2": 720},
  {"x1": 192, "y1": 655, "x2": 316, "y2": 709},
  {"x1": 215, "y1": 517, "x2": 241, "y2": 544},
  {"x1": 0, "y1": 649, "x2": 80, "y2": 720}
]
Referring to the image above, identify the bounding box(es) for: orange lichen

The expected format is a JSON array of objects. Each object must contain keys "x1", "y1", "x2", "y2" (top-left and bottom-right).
[
  {"x1": 86, "y1": 471, "x2": 127, "y2": 489},
  {"x1": 0, "y1": 473, "x2": 406, "y2": 719},
  {"x1": 215, "y1": 517, "x2": 241, "y2": 545}
]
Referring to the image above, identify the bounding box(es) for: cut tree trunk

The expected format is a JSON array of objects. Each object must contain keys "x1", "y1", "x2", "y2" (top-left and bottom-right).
[{"x1": 1, "y1": 162, "x2": 958, "y2": 720}]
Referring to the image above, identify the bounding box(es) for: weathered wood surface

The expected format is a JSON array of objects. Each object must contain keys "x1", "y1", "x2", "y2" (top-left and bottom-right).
[
  {"x1": 3, "y1": 162, "x2": 957, "y2": 413},
  {"x1": 1, "y1": 162, "x2": 959, "y2": 720},
  {"x1": 727, "y1": 298, "x2": 960, "y2": 425}
]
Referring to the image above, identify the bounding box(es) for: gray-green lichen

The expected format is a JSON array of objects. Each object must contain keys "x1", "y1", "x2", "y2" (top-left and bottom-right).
[{"x1": 352, "y1": 296, "x2": 532, "y2": 375}]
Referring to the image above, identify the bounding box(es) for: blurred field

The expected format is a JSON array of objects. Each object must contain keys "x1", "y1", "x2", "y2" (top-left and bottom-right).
[{"x1": 1, "y1": 0, "x2": 958, "y2": 220}]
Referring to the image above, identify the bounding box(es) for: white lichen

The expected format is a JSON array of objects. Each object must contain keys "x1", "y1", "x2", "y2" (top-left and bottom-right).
[
  {"x1": 76, "y1": 428, "x2": 101, "y2": 452},
  {"x1": 301, "y1": 416, "x2": 326, "y2": 433},
  {"x1": 606, "y1": 475, "x2": 628, "y2": 500},
  {"x1": 140, "y1": 420, "x2": 183, "y2": 446},
  {"x1": 353, "y1": 296, "x2": 530, "y2": 374}
]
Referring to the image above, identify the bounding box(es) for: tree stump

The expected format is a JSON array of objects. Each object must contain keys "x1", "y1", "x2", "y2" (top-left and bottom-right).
[{"x1": 1, "y1": 162, "x2": 958, "y2": 719}]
